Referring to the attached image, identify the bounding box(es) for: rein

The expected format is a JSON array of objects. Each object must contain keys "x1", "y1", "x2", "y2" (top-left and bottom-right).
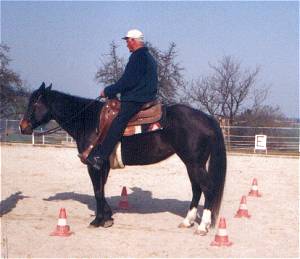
[
  {"x1": 33, "y1": 96, "x2": 103, "y2": 136},
  {"x1": 34, "y1": 125, "x2": 62, "y2": 136}
]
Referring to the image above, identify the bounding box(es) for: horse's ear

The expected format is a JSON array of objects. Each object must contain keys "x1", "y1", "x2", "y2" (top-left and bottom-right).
[
  {"x1": 46, "y1": 83, "x2": 52, "y2": 91},
  {"x1": 40, "y1": 82, "x2": 46, "y2": 90}
]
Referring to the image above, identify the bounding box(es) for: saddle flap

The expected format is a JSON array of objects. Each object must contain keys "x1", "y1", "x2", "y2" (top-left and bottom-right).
[
  {"x1": 100, "y1": 99, "x2": 162, "y2": 127},
  {"x1": 128, "y1": 102, "x2": 162, "y2": 126}
]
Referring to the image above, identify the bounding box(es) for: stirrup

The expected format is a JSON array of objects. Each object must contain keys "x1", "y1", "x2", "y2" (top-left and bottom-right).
[{"x1": 86, "y1": 155, "x2": 104, "y2": 171}]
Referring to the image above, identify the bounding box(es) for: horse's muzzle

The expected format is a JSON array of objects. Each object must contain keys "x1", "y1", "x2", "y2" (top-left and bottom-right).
[{"x1": 19, "y1": 119, "x2": 33, "y2": 135}]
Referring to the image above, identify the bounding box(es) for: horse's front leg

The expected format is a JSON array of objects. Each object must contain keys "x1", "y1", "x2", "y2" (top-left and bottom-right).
[{"x1": 88, "y1": 163, "x2": 113, "y2": 228}]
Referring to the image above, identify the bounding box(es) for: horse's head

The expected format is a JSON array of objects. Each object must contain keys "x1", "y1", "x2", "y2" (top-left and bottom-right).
[{"x1": 19, "y1": 82, "x2": 53, "y2": 135}]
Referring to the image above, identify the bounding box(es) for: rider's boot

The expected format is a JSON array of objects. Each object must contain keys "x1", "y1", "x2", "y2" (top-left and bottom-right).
[{"x1": 85, "y1": 145, "x2": 106, "y2": 170}]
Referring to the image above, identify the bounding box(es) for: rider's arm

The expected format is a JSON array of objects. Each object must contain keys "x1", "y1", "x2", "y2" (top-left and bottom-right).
[{"x1": 104, "y1": 51, "x2": 147, "y2": 98}]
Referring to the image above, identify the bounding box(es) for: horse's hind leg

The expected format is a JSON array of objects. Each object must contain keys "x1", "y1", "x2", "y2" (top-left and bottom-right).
[
  {"x1": 179, "y1": 165, "x2": 202, "y2": 228},
  {"x1": 195, "y1": 205, "x2": 212, "y2": 235},
  {"x1": 178, "y1": 184, "x2": 201, "y2": 228},
  {"x1": 194, "y1": 169, "x2": 214, "y2": 235},
  {"x1": 180, "y1": 164, "x2": 213, "y2": 235}
]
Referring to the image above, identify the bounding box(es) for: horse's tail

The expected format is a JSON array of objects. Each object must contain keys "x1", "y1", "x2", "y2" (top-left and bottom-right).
[{"x1": 208, "y1": 119, "x2": 227, "y2": 227}]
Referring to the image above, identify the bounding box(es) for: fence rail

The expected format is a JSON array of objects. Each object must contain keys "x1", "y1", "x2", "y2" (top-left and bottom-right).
[
  {"x1": 222, "y1": 125, "x2": 299, "y2": 154},
  {"x1": 1, "y1": 119, "x2": 299, "y2": 155},
  {"x1": 0, "y1": 119, "x2": 74, "y2": 146}
]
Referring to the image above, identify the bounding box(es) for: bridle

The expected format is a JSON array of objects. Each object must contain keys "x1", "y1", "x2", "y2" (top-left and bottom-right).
[{"x1": 33, "y1": 95, "x2": 103, "y2": 136}]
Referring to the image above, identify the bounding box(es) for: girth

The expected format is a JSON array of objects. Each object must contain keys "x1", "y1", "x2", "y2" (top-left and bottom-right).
[{"x1": 78, "y1": 99, "x2": 162, "y2": 164}]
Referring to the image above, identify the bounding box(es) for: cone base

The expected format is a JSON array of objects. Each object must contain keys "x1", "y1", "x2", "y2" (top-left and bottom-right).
[
  {"x1": 50, "y1": 230, "x2": 73, "y2": 237},
  {"x1": 50, "y1": 225, "x2": 73, "y2": 237},
  {"x1": 210, "y1": 240, "x2": 233, "y2": 247},
  {"x1": 248, "y1": 191, "x2": 262, "y2": 197},
  {"x1": 234, "y1": 210, "x2": 251, "y2": 218}
]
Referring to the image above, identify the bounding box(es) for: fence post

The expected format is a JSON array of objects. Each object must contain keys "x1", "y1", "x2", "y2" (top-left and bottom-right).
[
  {"x1": 42, "y1": 128, "x2": 45, "y2": 145},
  {"x1": 227, "y1": 125, "x2": 231, "y2": 151},
  {"x1": 32, "y1": 133, "x2": 35, "y2": 145},
  {"x1": 4, "y1": 119, "x2": 8, "y2": 142}
]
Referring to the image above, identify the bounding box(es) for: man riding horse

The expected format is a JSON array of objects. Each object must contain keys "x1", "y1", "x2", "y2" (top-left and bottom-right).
[
  {"x1": 20, "y1": 29, "x2": 226, "y2": 233},
  {"x1": 86, "y1": 29, "x2": 158, "y2": 171}
]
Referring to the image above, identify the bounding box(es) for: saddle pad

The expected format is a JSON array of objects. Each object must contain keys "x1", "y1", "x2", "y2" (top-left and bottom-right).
[
  {"x1": 109, "y1": 142, "x2": 124, "y2": 169},
  {"x1": 123, "y1": 122, "x2": 162, "y2": 136},
  {"x1": 109, "y1": 122, "x2": 163, "y2": 169}
]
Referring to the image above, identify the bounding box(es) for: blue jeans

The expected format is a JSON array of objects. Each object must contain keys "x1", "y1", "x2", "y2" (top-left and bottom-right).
[{"x1": 97, "y1": 101, "x2": 145, "y2": 160}]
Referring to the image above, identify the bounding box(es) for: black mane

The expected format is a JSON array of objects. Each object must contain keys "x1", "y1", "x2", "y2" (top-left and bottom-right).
[
  {"x1": 47, "y1": 90, "x2": 103, "y2": 113},
  {"x1": 44, "y1": 89, "x2": 104, "y2": 147}
]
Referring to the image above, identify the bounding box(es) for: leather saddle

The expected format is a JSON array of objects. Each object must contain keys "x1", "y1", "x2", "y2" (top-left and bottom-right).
[{"x1": 78, "y1": 98, "x2": 162, "y2": 164}]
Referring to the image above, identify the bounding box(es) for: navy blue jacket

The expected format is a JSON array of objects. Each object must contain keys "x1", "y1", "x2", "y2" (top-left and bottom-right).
[{"x1": 104, "y1": 47, "x2": 158, "y2": 102}]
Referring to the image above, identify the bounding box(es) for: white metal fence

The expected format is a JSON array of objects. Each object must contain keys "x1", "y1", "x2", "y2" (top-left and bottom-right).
[
  {"x1": 0, "y1": 119, "x2": 74, "y2": 146},
  {"x1": 222, "y1": 125, "x2": 299, "y2": 153},
  {"x1": 1, "y1": 119, "x2": 299, "y2": 154}
]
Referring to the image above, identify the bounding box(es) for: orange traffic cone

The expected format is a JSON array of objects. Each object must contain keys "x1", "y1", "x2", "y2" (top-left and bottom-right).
[
  {"x1": 248, "y1": 178, "x2": 262, "y2": 197},
  {"x1": 118, "y1": 186, "x2": 129, "y2": 209},
  {"x1": 210, "y1": 217, "x2": 233, "y2": 247},
  {"x1": 50, "y1": 208, "x2": 73, "y2": 236},
  {"x1": 235, "y1": 195, "x2": 251, "y2": 218}
]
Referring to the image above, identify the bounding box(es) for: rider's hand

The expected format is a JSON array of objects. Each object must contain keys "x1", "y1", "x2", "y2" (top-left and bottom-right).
[{"x1": 100, "y1": 90, "x2": 106, "y2": 98}]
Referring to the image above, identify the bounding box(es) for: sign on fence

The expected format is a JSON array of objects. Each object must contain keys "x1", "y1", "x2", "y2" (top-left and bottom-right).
[{"x1": 254, "y1": 135, "x2": 267, "y2": 154}]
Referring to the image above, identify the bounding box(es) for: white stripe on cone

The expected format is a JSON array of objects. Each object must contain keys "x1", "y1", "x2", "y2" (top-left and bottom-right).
[
  {"x1": 251, "y1": 185, "x2": 258, "y2": 191},
  {"x1": 239, "y1": 203, "x2": 248, "y2": 210},
  {"x1": 217, "y1": 228, "x2": 228, "y2": 236},
  {"x1": 58, "y1": 218, "x2": 67, "y2": 226}
]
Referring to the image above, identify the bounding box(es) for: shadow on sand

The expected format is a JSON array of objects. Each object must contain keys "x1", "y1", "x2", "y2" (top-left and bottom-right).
[
  {"x1": 0, "y1": 191, "x2": 30, "y2": 217},
  {"x1": 43, "y1": 187, "x2": 204, "y2": 219}
]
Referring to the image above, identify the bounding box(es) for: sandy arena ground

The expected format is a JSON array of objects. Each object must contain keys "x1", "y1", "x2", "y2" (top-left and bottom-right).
[{"x1": 1, "y1": 144, "x2": 299, "y2": 258}]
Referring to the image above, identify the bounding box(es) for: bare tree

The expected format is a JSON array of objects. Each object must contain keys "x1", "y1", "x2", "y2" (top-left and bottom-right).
[
  {"x1": 147, "y1": 42, "x2": 185, "y2": 104},
  {"x1": 95, "y1": 41, "x2": 125, "y2": 87},
  {"x1": 0, "y1": 44, "x2": 30, "y2": 119},
  {"x1": 237, "y1": 105, "x2": 285, "y2": 127},
  {"x1": 184, "y1": 56, "x2": 268, "y2": 123},
  {"x1": 95, "y1": 41, "x2": 185, "y2": 104}
]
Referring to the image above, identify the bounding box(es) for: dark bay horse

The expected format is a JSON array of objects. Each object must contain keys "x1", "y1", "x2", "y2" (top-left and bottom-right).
[{"x1": 19, "y1": 82, "x2": 227, "y2": 235}]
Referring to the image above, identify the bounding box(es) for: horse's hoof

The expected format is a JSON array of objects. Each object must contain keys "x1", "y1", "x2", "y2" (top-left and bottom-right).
[
  {"x1": 89, "y1": 218, "x2": 114, "y2": 228},
  {"x1": 89, "y1": 223, "x2": 100, "y2": 228},
  {"x1": 178, "y1": 222, "x2": 194, "y2": 228},
  {"x1": 102, "y1": 219, "x2": 114, "y2": 228},
  {"x1": 89, "y1": 217, "x2": 104, "y2": 228},
  {"x1": 88, "y1": 224, "x2": 97, "y2": 228},
  {"x1": 194, "y1": 229, "x2": 208, "y2": 236}
]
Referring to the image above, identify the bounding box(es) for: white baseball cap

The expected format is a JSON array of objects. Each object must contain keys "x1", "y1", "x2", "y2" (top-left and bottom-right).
[{"x1": 122, "y1": 29, "x2": 144, "y2": 41}]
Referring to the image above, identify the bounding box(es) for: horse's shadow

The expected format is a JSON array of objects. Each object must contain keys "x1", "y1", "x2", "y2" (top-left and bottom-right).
[
  {"x1": 43, "y1": 187, "x2": 203, "y2": 219},
  {"x1": 0, "y1": 191, "x2": 30, "y2": 217}
]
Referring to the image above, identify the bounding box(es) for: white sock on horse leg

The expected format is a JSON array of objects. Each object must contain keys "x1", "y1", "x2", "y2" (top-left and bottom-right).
[
  {"x1": 197, "y1": 209, "x2": 211, "y2": 233},
  {"x1": 182, "y1": 207, "x2": 197, "y2": 227}
]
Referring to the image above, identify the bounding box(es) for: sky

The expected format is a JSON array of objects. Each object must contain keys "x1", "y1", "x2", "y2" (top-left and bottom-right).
[{"x1": 1, "y1": 1, "x2": 299, "y2": 118}]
